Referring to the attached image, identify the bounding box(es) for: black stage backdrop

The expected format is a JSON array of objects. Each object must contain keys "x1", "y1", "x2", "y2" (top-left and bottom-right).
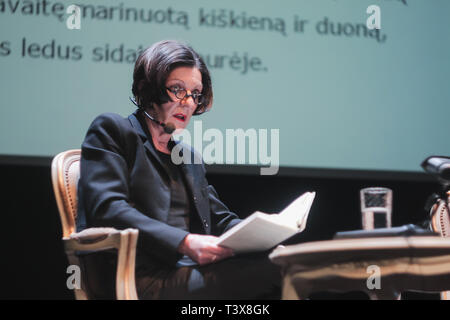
[{"x1": 0, "y1": 161, "x2": 442, "y2": 300}]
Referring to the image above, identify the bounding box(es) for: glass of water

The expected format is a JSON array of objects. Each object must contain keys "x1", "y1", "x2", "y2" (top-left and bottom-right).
[{"x1": 360, "y1": 187, "x2": 393, "y2": 230}]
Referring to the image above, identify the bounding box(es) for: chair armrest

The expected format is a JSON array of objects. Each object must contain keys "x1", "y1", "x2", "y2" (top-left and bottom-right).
[
  {"x1": 63, "y1": 227, "x2": 124, "y2": 252},
  {"x1": 64, "y1": 227, "x2": 139, "y2": 300}
]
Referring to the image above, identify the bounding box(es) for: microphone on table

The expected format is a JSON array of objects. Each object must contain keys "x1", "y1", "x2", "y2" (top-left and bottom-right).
[{"x1": 129, "y1": 96, "x2": 176, "y2": 134}]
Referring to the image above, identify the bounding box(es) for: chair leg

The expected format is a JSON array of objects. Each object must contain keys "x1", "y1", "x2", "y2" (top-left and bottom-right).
[
  {"x1": 116, "y1": 231, "x2": 130, "y2": 300},
  {"x1": 66, "y1": 252, "x2": 88, "y2": 300},
  {"x1": 125, "y1": 229, "x2": 139, "y2": 300},
  {"x1": 115, "y1": 229, "x2": 139, "y2": 300}
]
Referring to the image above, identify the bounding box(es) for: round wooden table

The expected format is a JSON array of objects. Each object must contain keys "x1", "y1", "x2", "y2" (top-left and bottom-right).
[{"x1": 269, "y1": 236, "x2": 450, "y2": 299}]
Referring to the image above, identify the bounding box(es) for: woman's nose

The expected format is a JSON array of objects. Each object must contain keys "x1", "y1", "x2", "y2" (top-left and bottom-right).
[{"x1": 181, "y1": 91, "x2": 197, "y2": 108}]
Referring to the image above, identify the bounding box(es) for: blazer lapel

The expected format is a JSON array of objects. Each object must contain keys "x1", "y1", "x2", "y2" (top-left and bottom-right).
[{"x1": 128, "y1": 111, "x2": 165, "y2": 170}]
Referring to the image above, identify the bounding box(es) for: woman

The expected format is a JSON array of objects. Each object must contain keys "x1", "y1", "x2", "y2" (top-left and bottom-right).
[{"x1": 77, "y1": 40, "x2": 280, "y2": 299}]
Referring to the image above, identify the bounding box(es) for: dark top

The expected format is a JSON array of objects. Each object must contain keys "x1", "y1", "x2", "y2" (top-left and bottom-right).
[{"x1": 156, "y1": 150, "x2": 191, "y2": 232}]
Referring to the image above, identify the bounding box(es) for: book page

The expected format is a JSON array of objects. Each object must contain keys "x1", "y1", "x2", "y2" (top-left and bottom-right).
[
  {"x1": 216, "y1": 191, "x2": 316, "y2": 253},
  {"x1": 274, "y1": 192, "x2": 316, "y2": 230},
  {"x1": 217, "y1": 213, "x2": 299, "y2": 253}
]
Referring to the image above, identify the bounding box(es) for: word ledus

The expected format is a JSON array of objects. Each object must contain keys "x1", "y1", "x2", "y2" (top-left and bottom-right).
[{"x1": 21, "y1": 38, "x2": 82, "y2": 60}]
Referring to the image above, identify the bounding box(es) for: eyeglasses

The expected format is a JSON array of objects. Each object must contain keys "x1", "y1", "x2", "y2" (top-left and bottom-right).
[{"x1": 166, "y1": 86, "x2": 204, "y2": 106}]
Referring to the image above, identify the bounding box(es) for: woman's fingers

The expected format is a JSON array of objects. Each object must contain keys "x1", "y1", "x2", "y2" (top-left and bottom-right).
[
  {"x1": 181, "y1": 234, "x2": 235, "y2": 265},
  {"x1": 205, "y1": 243, "x2": 229, "y2": 254},
  {"x1": 207, "y1": 245, "x2": 234, "y2": 263},
  {"x1": 195, "y1": 245, "x2": 233, "y2": 265},
  {"x1": 218, "y1": 246, "x2": 234, "y2": 258}
]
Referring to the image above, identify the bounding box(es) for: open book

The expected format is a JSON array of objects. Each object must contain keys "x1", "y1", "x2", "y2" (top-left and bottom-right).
[{"x1": 216, "y1": 192, "x2": 316, "y2": 253}]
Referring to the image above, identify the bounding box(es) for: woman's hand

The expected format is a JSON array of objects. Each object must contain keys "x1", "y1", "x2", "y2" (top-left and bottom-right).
[{"x1": 178, "y1": 234, "x2": 234, "y2": 265}]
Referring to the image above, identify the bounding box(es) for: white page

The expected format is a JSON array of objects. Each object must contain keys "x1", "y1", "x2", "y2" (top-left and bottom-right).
[
  {"x1": 217, "y1": 214, "x2": 299, "y2": 253},
  {"x1": 275, "y1": 192, "x2": 315, "y2": 229},
  {"x1": 216, "y1": 192, "x2": 316, "y2": 252}
]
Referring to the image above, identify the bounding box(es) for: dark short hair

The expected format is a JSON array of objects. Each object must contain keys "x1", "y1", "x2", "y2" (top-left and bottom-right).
[{"x1": 132, "y1": 40, "x2": 212, "y2": 115}]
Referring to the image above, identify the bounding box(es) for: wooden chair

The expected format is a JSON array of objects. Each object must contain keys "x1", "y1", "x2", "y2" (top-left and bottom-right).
[
  {"x1": 51, "y1": 149, "x2": 139, "y2": 300},
  {"x1": 429, "y1": 191, "x2": 450, "y2": 300}
]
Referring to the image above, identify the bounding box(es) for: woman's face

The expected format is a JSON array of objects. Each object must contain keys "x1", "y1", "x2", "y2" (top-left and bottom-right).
[{"x1": 154, "y1": 66, "x2": 203, "y2": 132}]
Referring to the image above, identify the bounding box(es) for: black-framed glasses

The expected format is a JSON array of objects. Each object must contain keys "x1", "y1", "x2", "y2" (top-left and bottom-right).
[{"x1": 166, "y1": 86, "x2": 204, "y2": 106}]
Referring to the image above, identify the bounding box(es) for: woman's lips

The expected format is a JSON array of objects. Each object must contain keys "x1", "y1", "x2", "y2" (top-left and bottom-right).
[{"x1": 173, "y1": 113, "x2": 186, "y2": 122}]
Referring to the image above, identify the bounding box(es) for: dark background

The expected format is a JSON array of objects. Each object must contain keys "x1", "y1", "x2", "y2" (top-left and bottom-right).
[{"x1": 0, "y1": 159, "x2": 442, "y2": 300}]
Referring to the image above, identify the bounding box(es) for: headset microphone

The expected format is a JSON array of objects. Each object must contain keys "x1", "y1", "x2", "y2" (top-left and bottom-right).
[{"x1": 129, "y1": 97, "x2": 176, "y2": 134}]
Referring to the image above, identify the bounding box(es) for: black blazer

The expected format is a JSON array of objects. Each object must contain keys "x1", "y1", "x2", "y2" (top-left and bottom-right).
[{"x1": 77, "y1": 110, "x2": 241, "y2": 266}]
